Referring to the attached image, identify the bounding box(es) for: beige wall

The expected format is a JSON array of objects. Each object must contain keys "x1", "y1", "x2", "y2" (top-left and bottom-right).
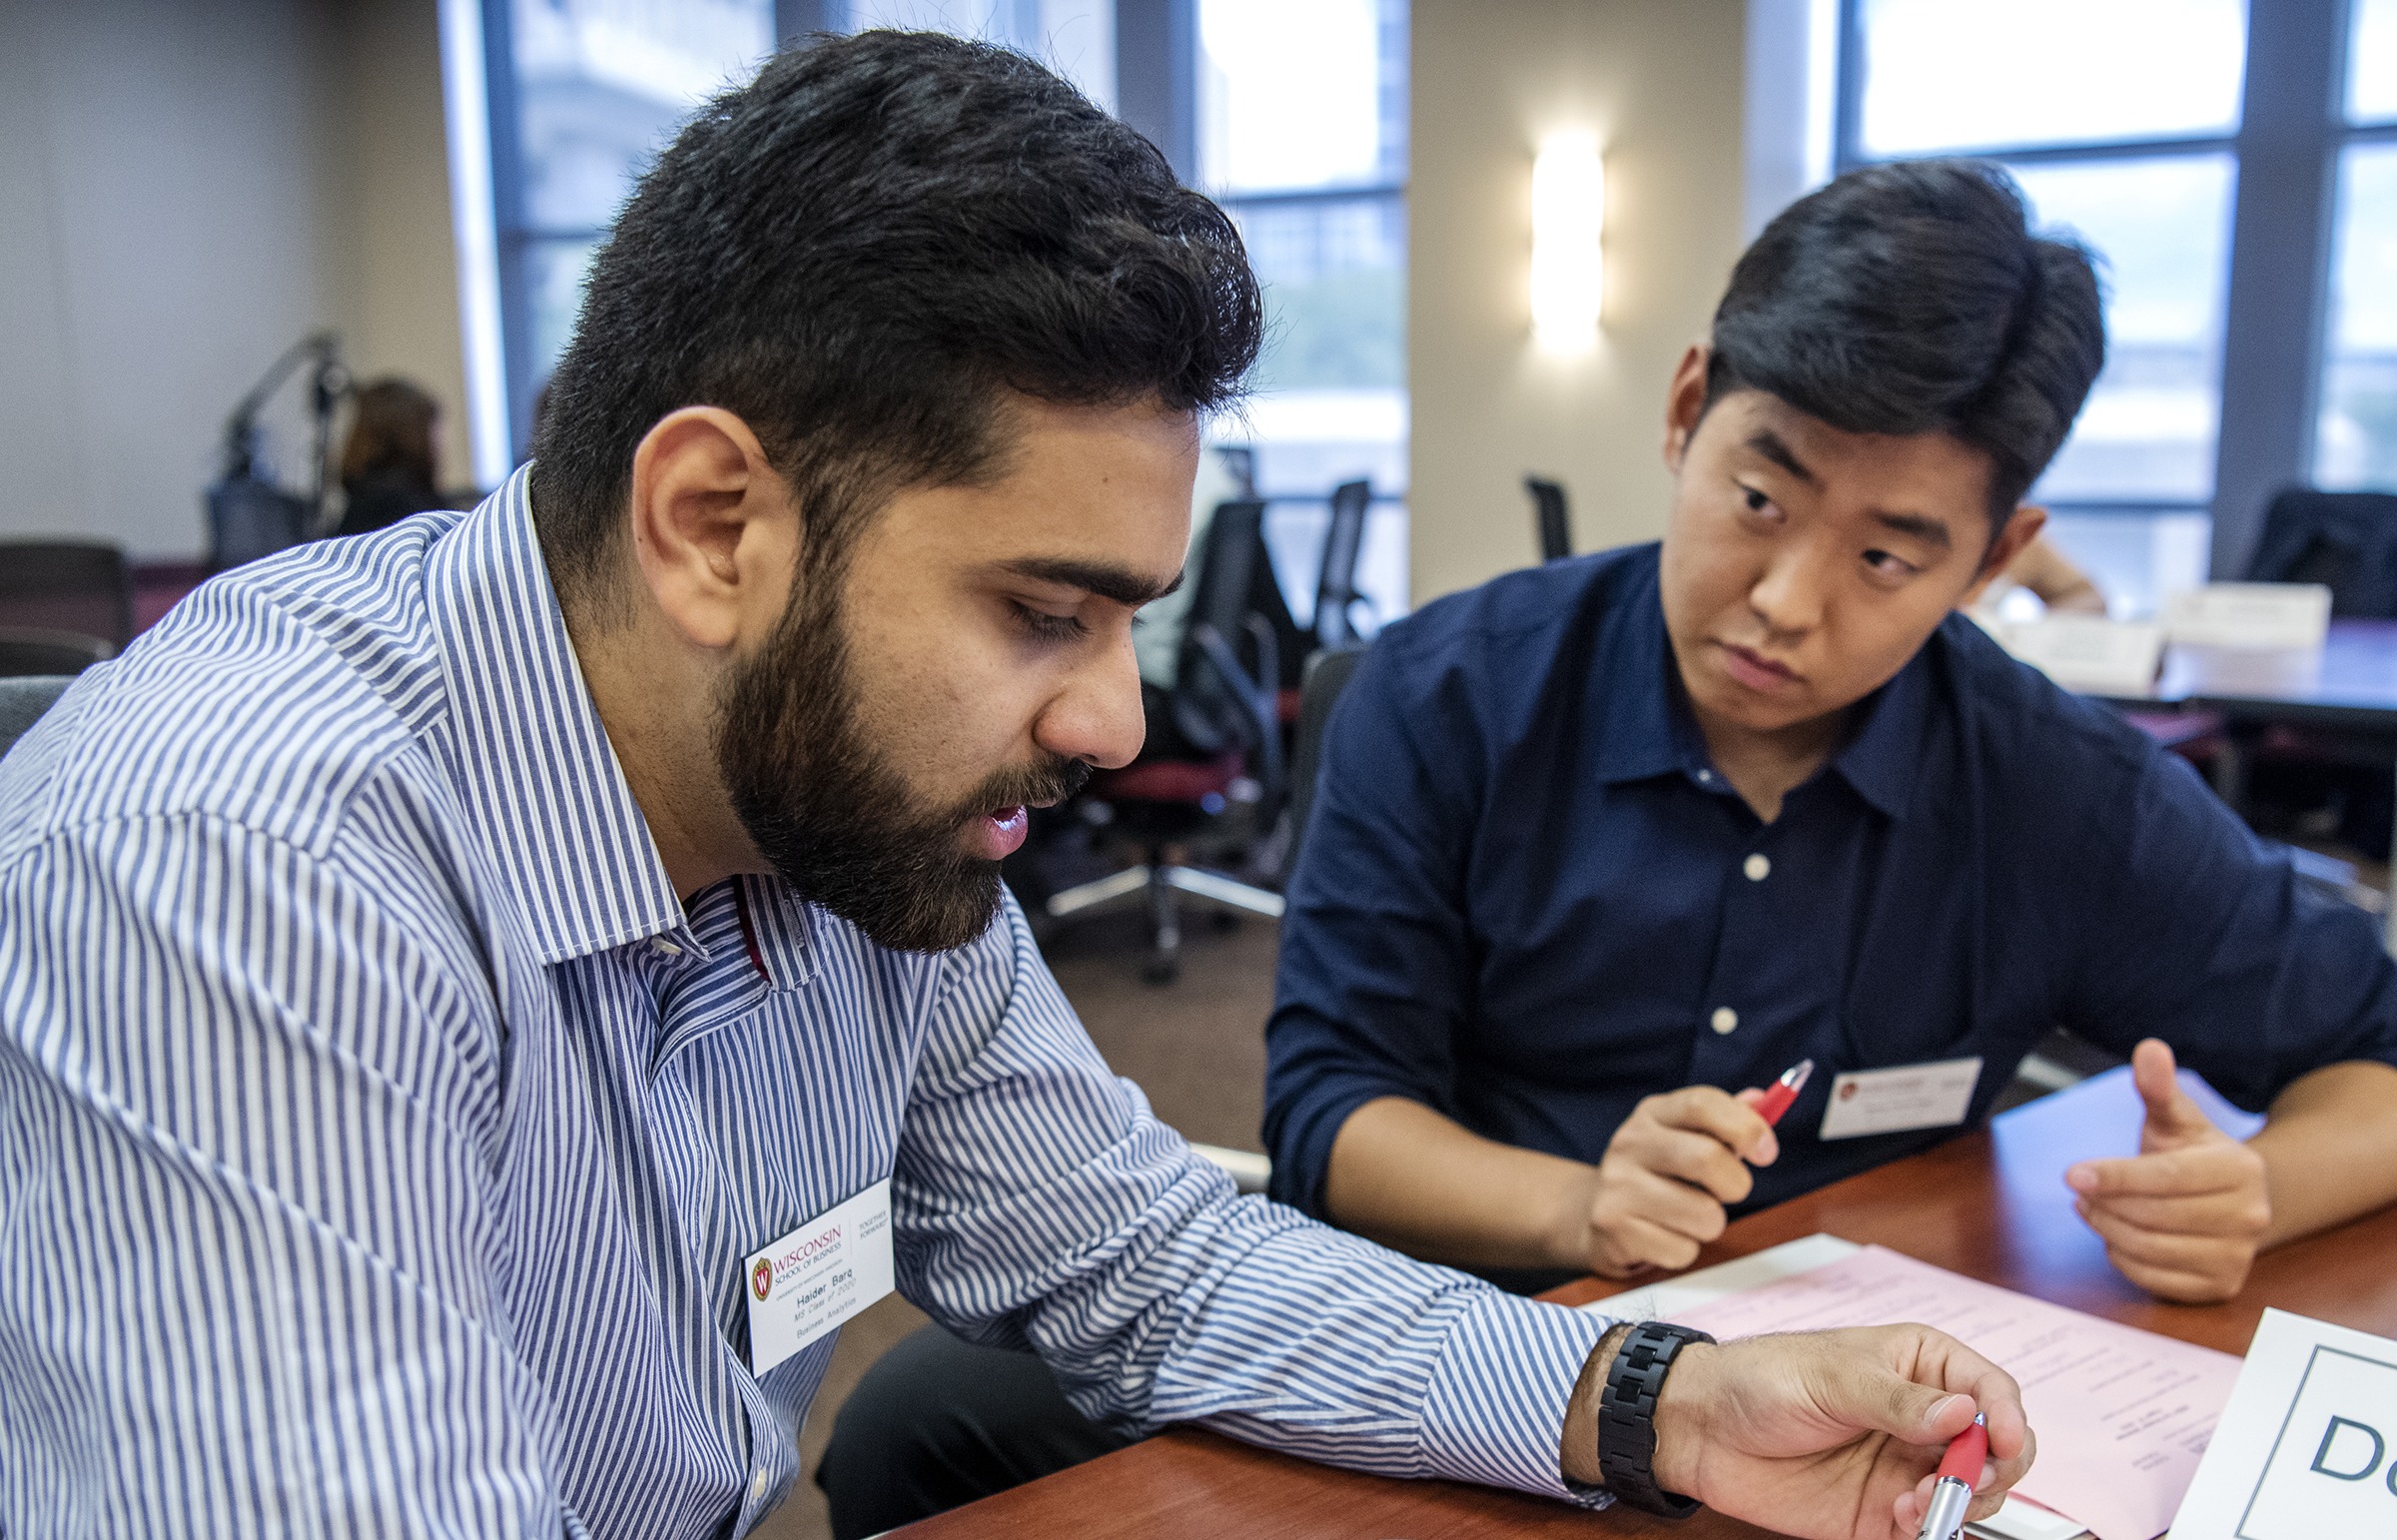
[
  {"x1": 1408, "y1": 0, "x2": 1750, "y2": 605},
  {"x1": 0, "y1": 0, "x2": 465, "y2": 560}
]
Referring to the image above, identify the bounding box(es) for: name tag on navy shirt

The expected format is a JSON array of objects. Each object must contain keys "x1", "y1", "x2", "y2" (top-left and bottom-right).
[
  {"x1": 1818, "y1": 1058, "x2": 1983, "y2": 1140},
  {"x1": 743, "y1": 1178, "x2": 895, "y2": 1376}
]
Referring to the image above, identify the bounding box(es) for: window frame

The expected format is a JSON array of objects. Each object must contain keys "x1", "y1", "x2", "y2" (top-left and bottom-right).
[{"x1": 1831, "y1": 0, "x2": 2361, "y2": 578}]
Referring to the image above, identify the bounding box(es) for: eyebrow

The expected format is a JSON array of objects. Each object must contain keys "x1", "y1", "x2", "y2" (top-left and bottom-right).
[
  {"x1": 997, "y1": 556, "x2": 1184, "y2": 608},
  {"x1": 1743, "y1": 428, "x2": 1819, "y2": 485},
  {"x1": 1870, "y1": 510, "x2": 1954, "y2": 554}
]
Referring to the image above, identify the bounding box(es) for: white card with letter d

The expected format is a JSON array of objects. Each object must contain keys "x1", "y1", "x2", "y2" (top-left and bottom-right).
[{"x1": 2169, "y1": 1308, "x2": 2397, "y2": 1538}]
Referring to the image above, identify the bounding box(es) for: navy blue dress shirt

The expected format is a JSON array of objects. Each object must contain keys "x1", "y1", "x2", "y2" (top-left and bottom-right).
[{"x1": 1265, "y1": 544, "x2": 2397, "y2": 1223}]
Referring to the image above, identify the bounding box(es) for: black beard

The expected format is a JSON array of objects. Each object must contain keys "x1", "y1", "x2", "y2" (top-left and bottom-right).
[{"x1": 714, "y1": 577, "x2": 1088, "y2": 953}]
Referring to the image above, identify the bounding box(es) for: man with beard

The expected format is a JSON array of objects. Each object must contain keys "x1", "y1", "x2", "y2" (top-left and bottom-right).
[{"x1": 0, "y1": 34, "x2": 2034, "y2": 1540}]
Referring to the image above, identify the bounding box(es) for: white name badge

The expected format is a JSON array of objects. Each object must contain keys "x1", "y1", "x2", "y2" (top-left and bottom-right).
[
  {"x1": 743, "y1": 1178, "x2": 895, "y2": 1376},
  {"x1": 2171, "y1": 1308, "x2": 2397, "y2": 1539},
  {"x1": 1818, "y1": 1057, "x2": 1983, "y2": 1141}
]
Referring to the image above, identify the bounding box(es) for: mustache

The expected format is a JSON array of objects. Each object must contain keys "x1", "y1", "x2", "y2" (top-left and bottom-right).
[{"x1": 952, "y1": 753, "x2": 1090, "y2": 824}]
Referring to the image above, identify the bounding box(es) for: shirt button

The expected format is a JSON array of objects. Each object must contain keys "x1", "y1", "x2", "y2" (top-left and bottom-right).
[
  {"x1": 748, "y1": 1470, "x2": 770, "y2": 1504},
  {"x1": 651, "y1": 939, "x2": 683, "y2": 957},
  {"x1": 1744, "y1": 853, "x2": 1771, "y2": 882},
  {"x1": 1696, "y1": 769, "x2": 1716, "y2": 784},
  {"x1": 1710, "y1": 1007, "x2": 1740, "y2": 1035}
]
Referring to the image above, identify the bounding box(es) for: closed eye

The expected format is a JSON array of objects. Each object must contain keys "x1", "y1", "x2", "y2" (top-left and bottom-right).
[{"x1": 1011, "y1": 600, "x2": 1089, "y2": 643}]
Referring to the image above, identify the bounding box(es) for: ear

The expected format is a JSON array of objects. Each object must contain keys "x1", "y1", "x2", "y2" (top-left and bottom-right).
[
  {"x1": 625, "y1": 407, "x2": 799, "y2": 652},
  {"x1": 1959, "y1": 504, "x2": 2049, "y2": 609},
  {"x1": 1663, "y1": 344, "x2": 1712, "y2": 475}
]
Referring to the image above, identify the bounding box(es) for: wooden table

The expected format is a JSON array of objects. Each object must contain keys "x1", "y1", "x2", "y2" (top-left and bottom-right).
[{"x1": 892, "y1": 1072, "x2": 2397, "y2": 1538}]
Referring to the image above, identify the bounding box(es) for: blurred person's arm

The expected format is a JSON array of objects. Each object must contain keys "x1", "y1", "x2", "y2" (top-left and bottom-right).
[{"x1": 2004, "y1": 529, "x2": 2105, "y2": 613}]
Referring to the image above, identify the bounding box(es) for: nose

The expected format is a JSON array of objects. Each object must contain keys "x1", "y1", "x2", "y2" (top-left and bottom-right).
[
  {"x1": 1747, "y1": 546, "x2": 1828, "y2": 639},
  {"x1": 1034, "y1": 634, "x2": 1148, "y2": 771}
]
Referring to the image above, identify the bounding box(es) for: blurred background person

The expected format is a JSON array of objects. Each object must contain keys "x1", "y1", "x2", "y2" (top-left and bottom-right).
[{"x1": 333, "y1": 378, "x2": 447, "y2": 537}]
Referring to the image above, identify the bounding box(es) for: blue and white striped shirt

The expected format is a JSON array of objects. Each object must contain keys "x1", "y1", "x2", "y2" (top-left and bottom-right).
[{"x1": 0, "y1": 473, "x2": 1614, "y2": 1537}]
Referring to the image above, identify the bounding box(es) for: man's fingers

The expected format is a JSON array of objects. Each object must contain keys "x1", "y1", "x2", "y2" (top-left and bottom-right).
[
  {"x1": 1608, "y1": 1212, "x2": 1704, "y2": 1273},
  {"x1": 1635, "y1": 1126, "x2": 1757, "y2": 1205},
  {"x1": 1651, "y1": 1086, "x2": 1777, "y2": 1163},
  {"x1": 2073, "y1": 1182, "x2": 2270, "y2": 1238},
  {"x1": 1818, "y1": 1348, "x2": 1976, "y2": 1445},
  {"x1": 2065, "y1": 1147, "x2": 2247, "y2": 1199},
  {"x1": 1604, "y1": 1164, "x2": 1731, "y2": 1244},
  {"x1": 2076, "y1": 1203, "x2": 2237, "y2": 1270}
]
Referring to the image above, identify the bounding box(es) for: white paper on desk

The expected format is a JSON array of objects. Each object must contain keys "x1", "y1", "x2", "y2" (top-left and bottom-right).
[
  {"x1": 1611, "y1": 1242, "x2": 2238, "y2": 1540},
  {"x1": 2166, "y1": 1308, "x2": 2397, "y2": 1540},
  {"x1": 2161, "y1": 583, "x2": 2330, "y2": 650},
  {"x1": 1996, "y1": 616, "x2": 2165, "y2": 696}
]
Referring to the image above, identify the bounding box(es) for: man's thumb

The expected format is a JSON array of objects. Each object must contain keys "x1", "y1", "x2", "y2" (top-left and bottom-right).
[
  {"x1": 1830, "y1": 1357, "x2": 1973, "y2": 1443},
  {"x1": 2131, "y1": 1039, "x2": 2210, "y2": 1141}
]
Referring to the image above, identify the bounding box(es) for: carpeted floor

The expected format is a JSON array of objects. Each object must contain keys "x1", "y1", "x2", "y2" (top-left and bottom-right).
[{"x1": 756, "y1": 907, "x2": 1281, "y2": 1540}]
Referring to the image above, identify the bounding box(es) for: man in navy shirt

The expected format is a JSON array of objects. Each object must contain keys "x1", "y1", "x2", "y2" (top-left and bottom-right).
[{"x1": 1267, "y1": 160, "x2": 2397, "y2": 1304}]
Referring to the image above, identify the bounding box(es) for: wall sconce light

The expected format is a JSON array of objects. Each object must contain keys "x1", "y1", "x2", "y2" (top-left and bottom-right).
[{"x1": 1531, "y1": 132, "x2": 1605, "y2": 352}]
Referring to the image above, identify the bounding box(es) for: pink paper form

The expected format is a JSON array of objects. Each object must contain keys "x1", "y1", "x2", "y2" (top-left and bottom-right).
[{"x1": 1665, "y1": 1245, "x2": 2240, "y2": 1540}]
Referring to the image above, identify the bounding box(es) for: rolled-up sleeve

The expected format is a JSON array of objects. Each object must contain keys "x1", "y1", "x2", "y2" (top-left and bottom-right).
[{"x1": 891, "y1": 894, "x2": 1615, "y2": 1507}]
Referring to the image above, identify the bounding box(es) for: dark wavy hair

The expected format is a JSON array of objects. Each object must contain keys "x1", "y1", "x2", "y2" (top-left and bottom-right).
[
  {"x1": 531, "y1": 30, "x2": 1263, "y2": 612},
  {"x1": 1706, "y1": 159, "x2": 2106, "y2": 526}
]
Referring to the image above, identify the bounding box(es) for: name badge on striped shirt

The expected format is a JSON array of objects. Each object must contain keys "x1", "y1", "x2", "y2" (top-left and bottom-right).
[{"x1": 743, "y1": 1178, "x2": 895, "y2": 1376}]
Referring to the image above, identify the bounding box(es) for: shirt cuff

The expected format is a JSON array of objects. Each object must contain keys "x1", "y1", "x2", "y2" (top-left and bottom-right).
[{"x1": 1417, "y1": 1289, "x2": 1621, "y2": 1509}]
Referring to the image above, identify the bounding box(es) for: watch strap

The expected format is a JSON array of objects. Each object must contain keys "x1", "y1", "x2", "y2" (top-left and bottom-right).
[{"x1": 1597, "y1": 1319, "x2": 1714, "y2": 1517}]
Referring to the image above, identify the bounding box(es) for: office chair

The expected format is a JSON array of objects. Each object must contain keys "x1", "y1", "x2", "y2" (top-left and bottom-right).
[
  {"x1": 1311, "y1": 480, "x2": 1372, "y2": 649},
  {"x1": 2231, "y1": 487, "x2": 2397, "y2": 856},
  {"x1": 0, "y1": 541, "x2": 133, "y2": 650},
  {"x1": 1285, "y1": 644, "x2": 1367, "y2": 880},
  {"x1": 1044, "y1": 499, "x2": 1287, "y2": 983},
  {"x1": 2243, "y1": 487, "x2": 2397, "y2": 617},
  {"x1": 1526, "y1": 476, "x2": 1572, "y2": 563},
  {"x1": 0, "y1": 675, "x2": 72, "y2": 756},
  {"x1": 0, "y1": 628, "x2": 111, "y2": 678}
]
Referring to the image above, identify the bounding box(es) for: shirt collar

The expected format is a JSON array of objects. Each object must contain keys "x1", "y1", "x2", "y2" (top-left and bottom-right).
[
  {"x1": 423, "y1": 468, "x2": 689, "y2": 966},
  {"x1": 1590, "y1": 552, "x2": 1712, "y2": 788},
  {"x1": 1828, "y1": 634, "x2": 1932, "y2": 821},
  {"x1": 1587, "y1": 545, "x2": 1928, "y2": 820}
]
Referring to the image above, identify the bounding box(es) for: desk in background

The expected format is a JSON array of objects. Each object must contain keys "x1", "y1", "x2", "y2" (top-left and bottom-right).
[{"x1": 890, "y1": 1072, "x2": 2397, "y2": 1539}]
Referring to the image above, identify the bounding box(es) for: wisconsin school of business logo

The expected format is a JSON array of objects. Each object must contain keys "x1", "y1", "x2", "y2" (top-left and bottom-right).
[{"x1": 751, "y1": 1258, "x2": 774, "y2": 1301}]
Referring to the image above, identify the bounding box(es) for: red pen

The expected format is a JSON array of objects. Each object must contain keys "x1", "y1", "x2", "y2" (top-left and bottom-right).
[
  {"x1": 1752, "y1": 1058, "x2": 1815, "y2": 1127},
  {"x1": 1914, "y1": 1411, "x2": 1987, "y2": 1540}
]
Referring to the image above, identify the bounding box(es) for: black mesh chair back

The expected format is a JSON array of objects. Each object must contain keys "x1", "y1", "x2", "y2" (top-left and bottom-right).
[
  {"x1": 0, "y1": 628, "x2": 111, "y2": 679},
  {"x1": 1526, "y1": 476, "x2": 1571, "y2": 562},
  {"x1": 1171, "y1": 499, "x2": 1269, "y2": 755},
  {"x1": 1312, "y1": 480, "x2": 1371, "y2": 648},
  {"x1": 0, "y1": 674, "x2": 73, "y2": 757},
  {"x1": 2243, "y1": 488, "x2": 2397, "y2": 618},
  {"x1": 1287, "y1": 643, "x2": 1366, "y2": 878},
  {"x1": 0, "y1": 541, "x2": 132, "y2": 648}
]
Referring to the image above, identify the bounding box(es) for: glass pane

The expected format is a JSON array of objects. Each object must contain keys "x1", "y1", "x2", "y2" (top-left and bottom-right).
[
  {"x1": 2316, "y1": 143, "x2": 2397, "y2": 489},
  {"x1": 508, "y1": 0, "x2": 776, "y2": 231},
  {"x1": 844, "y1": 0, "x2": 1115, "y2": 110},
  {"x1": 525, "y1": 237, "x2": 603, "y2": 397},
  {"x1": 1219, "y1": 194, "x2": 1406, "y2": 498},
  {"x1": 1858, "y1": 0, "x2": 2245, "y2": 156},
  {"x1": 2040, "y1": 509, "x2": 2213, "y2": 620},
  {"x1": 2012, "y1": 155, "x2": 2235, "y2": 504},
  {"x1": 2355, "y1": 0, "x2": 2397, "y2": 123},
  {"x1": 1198, "y1": 0, "x2": 1405, "y2": 194}
]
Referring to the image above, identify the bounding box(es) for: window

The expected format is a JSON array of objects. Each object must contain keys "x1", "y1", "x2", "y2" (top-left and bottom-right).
[
  {"x1": 2316, "y1": 0, "x2": 2397, "y2": 488},
  {"x1": 483, "y1": 0, "x2": 778, "y2": 452},
  {"x1": 1198, "y1": 0, "x2": 1409, "y2": 627},
  {"x1": 1839, "y1": 0, "x2": 2245, "y2": 617}
]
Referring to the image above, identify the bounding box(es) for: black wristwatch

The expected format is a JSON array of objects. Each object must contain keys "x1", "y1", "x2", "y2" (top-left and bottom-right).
[{"x1": 1597, "y1": 1319, "x2": 1715, "y2": 1517}]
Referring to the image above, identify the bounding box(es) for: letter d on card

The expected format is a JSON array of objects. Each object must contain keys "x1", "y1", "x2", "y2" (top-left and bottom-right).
[{"x1": 2169, "y1": 1309, "x2": 2397, "y2": 1539}]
